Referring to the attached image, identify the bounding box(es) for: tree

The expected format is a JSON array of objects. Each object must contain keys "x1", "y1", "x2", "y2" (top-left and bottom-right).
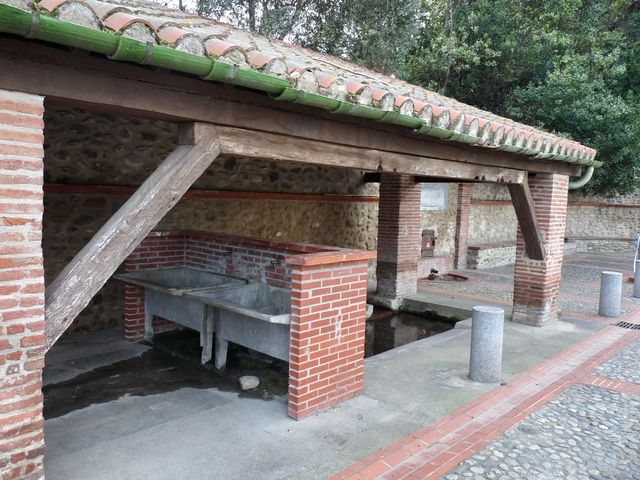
[
  {"x1": 162, "y1": 0, "x2": 639, "y2": 195},
  {"x1": 180, "y1": 0, "x2": 420, "y2": 75},
  {"x1": 406, "y1": 0, "x2": 640, "y2": 196}
]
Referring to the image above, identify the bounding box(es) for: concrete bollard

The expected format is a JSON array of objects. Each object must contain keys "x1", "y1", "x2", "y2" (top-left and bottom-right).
[
  {"x1": 469, "y1": 306, "x2": 504, "y2": 383},
  {"x1": 635, "y1": 261, "x2": 640, "y2": 299},
  {"x1": 599, "y1": 271, "x2": 623, "y2": 317}
]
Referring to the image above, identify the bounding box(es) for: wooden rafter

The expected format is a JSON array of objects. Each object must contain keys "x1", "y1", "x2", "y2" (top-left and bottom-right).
[
  {"x1": 508, "y1": 179, "x2": 546, "y2": 261},
  {"x1": 44, "y1": 123, "x2": 221, "y2": 350}
]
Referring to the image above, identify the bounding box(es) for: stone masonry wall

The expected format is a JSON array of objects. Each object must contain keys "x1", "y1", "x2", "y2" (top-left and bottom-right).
[
  {"x1": 469, "y1": 182, "x2": 639, "y2": 259},
  {"x1": 43, "y1": 106, "x2": 461, "y2": 333},
  {"x1": 422, "y1": 184, "x2": 459, "y2": 260}
]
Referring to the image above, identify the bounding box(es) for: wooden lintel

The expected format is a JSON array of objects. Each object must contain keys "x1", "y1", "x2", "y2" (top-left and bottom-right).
[
  {"x1": 0, "y1": 38, "x2": 581, "y2": 177},
  {"x1": 216, "y1": 126, "x2": 526, "y2": 183},
  {"x1": 508, "y1": 180, "x2": 546, "y2": 261},
  {"x1": 414, "y1": 176, "x2": 477, "y2": 183},
  {"x1": 44, "y1": 123, "x2": 221, "y2": 350}
]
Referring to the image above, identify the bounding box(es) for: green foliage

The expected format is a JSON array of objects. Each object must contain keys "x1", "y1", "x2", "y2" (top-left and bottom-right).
[{"x1": 406, "y1": 0, "x2": 640, "y2": 196}]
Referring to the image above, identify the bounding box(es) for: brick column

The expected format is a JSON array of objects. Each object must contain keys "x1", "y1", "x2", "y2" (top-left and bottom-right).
[
  {"x1": 0, "y1": 90, "x2": 46, "y2": 479},
  {"x1": 453, "y1": 183, "x2": 472, "y2": 269},
  {"x1": 512, "y1": 174, "x2": 569, "y2": 326},
  {"x1": 287, "y1": 251, "x2": 374, "y2": 420},
  {"x1": 375, "y1": 173, "x2": 421, "y2": 301}
]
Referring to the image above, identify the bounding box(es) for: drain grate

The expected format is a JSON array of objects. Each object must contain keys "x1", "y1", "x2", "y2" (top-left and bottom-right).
[{"x1": 616, "y1": 321, "x2": 640, "y2": 330}]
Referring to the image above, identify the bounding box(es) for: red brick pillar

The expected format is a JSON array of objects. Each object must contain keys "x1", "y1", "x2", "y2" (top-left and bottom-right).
[
  {"x1": 123, "y1": 283, "x2": 146, "y2": 342},
  {"x1": 453, "y1": 183, "x2": 472, "y2": 269},
  {"x1": 123, "y1": 233, "x2": 186, "y2": 342},
  {"x1": 375, "y1": 173, "x2": 421, "y2": 302},
  {"x1": 512, "y1": 174, "x2": 569, "y2": 326},
  {"x1": 0, "y1": 90, "x2": 46, "y2": 479},
  {"x1": 287, "y1": 251, "x2": 375, "y2": 420}
]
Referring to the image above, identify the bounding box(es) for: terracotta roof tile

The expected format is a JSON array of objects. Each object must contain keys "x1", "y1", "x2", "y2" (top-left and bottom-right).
[
  {"x1": 0, "y1": 0, "x2": 598, "y2": 164},
  {"x1": 38, "y1": 0, "x2": 67, "y2": 11}
]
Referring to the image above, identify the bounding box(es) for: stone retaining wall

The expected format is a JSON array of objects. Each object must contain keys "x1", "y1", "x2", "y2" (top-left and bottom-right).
[
  {"x1": 469, "y1": 183, "x2": 639, "y2": 257},
  {"x1": 467, "y1": 244, "x2": 516, "y2": 270}
]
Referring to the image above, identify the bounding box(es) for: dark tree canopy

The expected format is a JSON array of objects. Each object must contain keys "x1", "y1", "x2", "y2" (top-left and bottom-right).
[
  {"x1": 167, "y1": 0, "x2": 639, "y2": 196},
  {"x1": 406, "y1": 0, "x2": 640, "y2": 196}
]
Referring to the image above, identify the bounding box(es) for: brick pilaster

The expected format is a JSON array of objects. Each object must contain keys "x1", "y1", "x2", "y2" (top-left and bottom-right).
[
  {"x1": 453, "y1": 183, "x2": 472, "y2": 269},
  {"x1": 123, "y1": 233, "x2": 186, "y2": 342},
  {"x1": 287, "y1": 251, "x2": 374, "y2": 420},
  {"x1": 512, "y1": 174, "x2": 569, "y2": 326},
  {"x1": 0, "y1": 90, "x2": 46, "y2": 479},
  {"x1": 375, "y1": 173, "x2": 421, "y2": 299}
]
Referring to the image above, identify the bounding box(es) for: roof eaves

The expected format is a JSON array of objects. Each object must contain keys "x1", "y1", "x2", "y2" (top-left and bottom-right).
[{"x1": 0, "y1": 2, "x2": 601, "y2": 168}]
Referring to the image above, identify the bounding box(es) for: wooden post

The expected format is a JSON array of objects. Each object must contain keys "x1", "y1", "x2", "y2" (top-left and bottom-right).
[
  {"x1": 44, "y1": 123, "x2": 221, "y2": 350},
  {"x1": 508, "y1": 179, "x2": 545, "y2": 261}
]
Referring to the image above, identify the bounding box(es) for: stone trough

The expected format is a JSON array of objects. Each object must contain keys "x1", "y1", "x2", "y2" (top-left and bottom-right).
[
  {"x1": 186, "y1": 283, "x2": 291, "y2": 370},
  {"x1": 116, "y1": 268, "x2": 291, "y2": 368},
  {"x1": 114, "y1": 267, "x2": 247, "y2": 363}
]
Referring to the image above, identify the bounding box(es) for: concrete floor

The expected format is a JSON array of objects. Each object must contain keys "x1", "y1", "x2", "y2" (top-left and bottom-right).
[
  {"x1": 44, "y1": 252, "x2": 633, "y2": 480},
  {"x1": 44, "y1": 320, "x2": 601, "y2": 480}
]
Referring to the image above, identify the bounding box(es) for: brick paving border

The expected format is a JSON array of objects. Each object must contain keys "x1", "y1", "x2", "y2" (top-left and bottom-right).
[
  {"x1": 330, "y1": 322, "x2": 640, "y2": 480},
  {"x1": 578, "y1": 373, "x2": 640, "y2": 397}
]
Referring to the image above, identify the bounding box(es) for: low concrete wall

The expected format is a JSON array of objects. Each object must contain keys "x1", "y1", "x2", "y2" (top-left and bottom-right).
[{"x1": 466, "y1": 241, "x2": 579, "y2": 270}]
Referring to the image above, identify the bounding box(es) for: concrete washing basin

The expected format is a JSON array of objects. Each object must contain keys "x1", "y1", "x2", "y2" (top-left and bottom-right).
[
  {"x1": 115, "y1": 267, "x2": 247, "y2": 363},
  {"x1": 186, "y1": 283, "x2": 291, "y2": 369},
  {"x1": 114, "y1": 267, "x2": 245, "y2": 295}
]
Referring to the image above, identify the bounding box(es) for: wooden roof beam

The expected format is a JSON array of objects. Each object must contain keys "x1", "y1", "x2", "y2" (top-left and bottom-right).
[
  {"x1": 508, "y1": 179, "x2": 546, "y2": 261},
  {"x1": 0, "y1": 38, "x2": 581, "y2": 177},
  {"x1": 216, "y1": 126, "x2": 525, "y2": 184}
]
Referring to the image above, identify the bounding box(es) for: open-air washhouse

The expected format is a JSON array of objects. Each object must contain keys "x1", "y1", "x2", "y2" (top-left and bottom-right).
[{"x1": 0, "y1": 0, "x2": 603, "y2": 478}]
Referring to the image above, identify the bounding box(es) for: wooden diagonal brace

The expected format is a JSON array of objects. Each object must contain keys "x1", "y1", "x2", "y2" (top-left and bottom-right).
[
  {"x1": 44, "y1": 123, "x2": 221, "y2": 350},
  {"x1": 508, "y1": 179, "x2": 546, "y2": 261}
]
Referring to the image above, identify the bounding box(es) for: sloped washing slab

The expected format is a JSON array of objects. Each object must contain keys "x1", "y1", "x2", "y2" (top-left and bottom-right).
[
  {"x1": 186, "y1": 283, "x2": 292, "y2": 368},
  {"x1": 114, "y1": 267, "x2": 249, "y2": 364},
  {"x1": 186, "y1": 283, "x2": 291, "y2": 325},
  {"x1": 114, "y1": 267, "x2": 246, "y2": 295}
]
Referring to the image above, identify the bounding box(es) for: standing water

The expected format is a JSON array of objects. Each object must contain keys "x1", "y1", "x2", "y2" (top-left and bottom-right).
[
  {"x1": 365, "y1": 308, "x2": 456, "y2": 357},
  {"x1": 44, "y1": 309, "x2": 455, "y2": 417}
]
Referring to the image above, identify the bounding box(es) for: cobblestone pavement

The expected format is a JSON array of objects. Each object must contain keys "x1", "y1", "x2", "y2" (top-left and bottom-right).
[
  {"x1": 594, "y1": 339, "x2": 640, "y2": 385},
  {"x1": 333, "y1": 253, "x2": 640, "y2": 480},
  {"x1": 442, "y1": 384, "x2": 640, "y2": 480}
]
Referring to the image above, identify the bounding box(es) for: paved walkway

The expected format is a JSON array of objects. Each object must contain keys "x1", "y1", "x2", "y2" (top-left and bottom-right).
[
  {"x1": 414, "y1": 253, "x2": 639, "y2": 322},
  {"x1": 332, "y1": 253, "x2": 640, "y2": 479}
]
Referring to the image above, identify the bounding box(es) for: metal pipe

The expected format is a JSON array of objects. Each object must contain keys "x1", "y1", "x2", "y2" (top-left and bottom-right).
[{"x1": 568, "y1": 166, "x2": 595, "y2": 189}]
